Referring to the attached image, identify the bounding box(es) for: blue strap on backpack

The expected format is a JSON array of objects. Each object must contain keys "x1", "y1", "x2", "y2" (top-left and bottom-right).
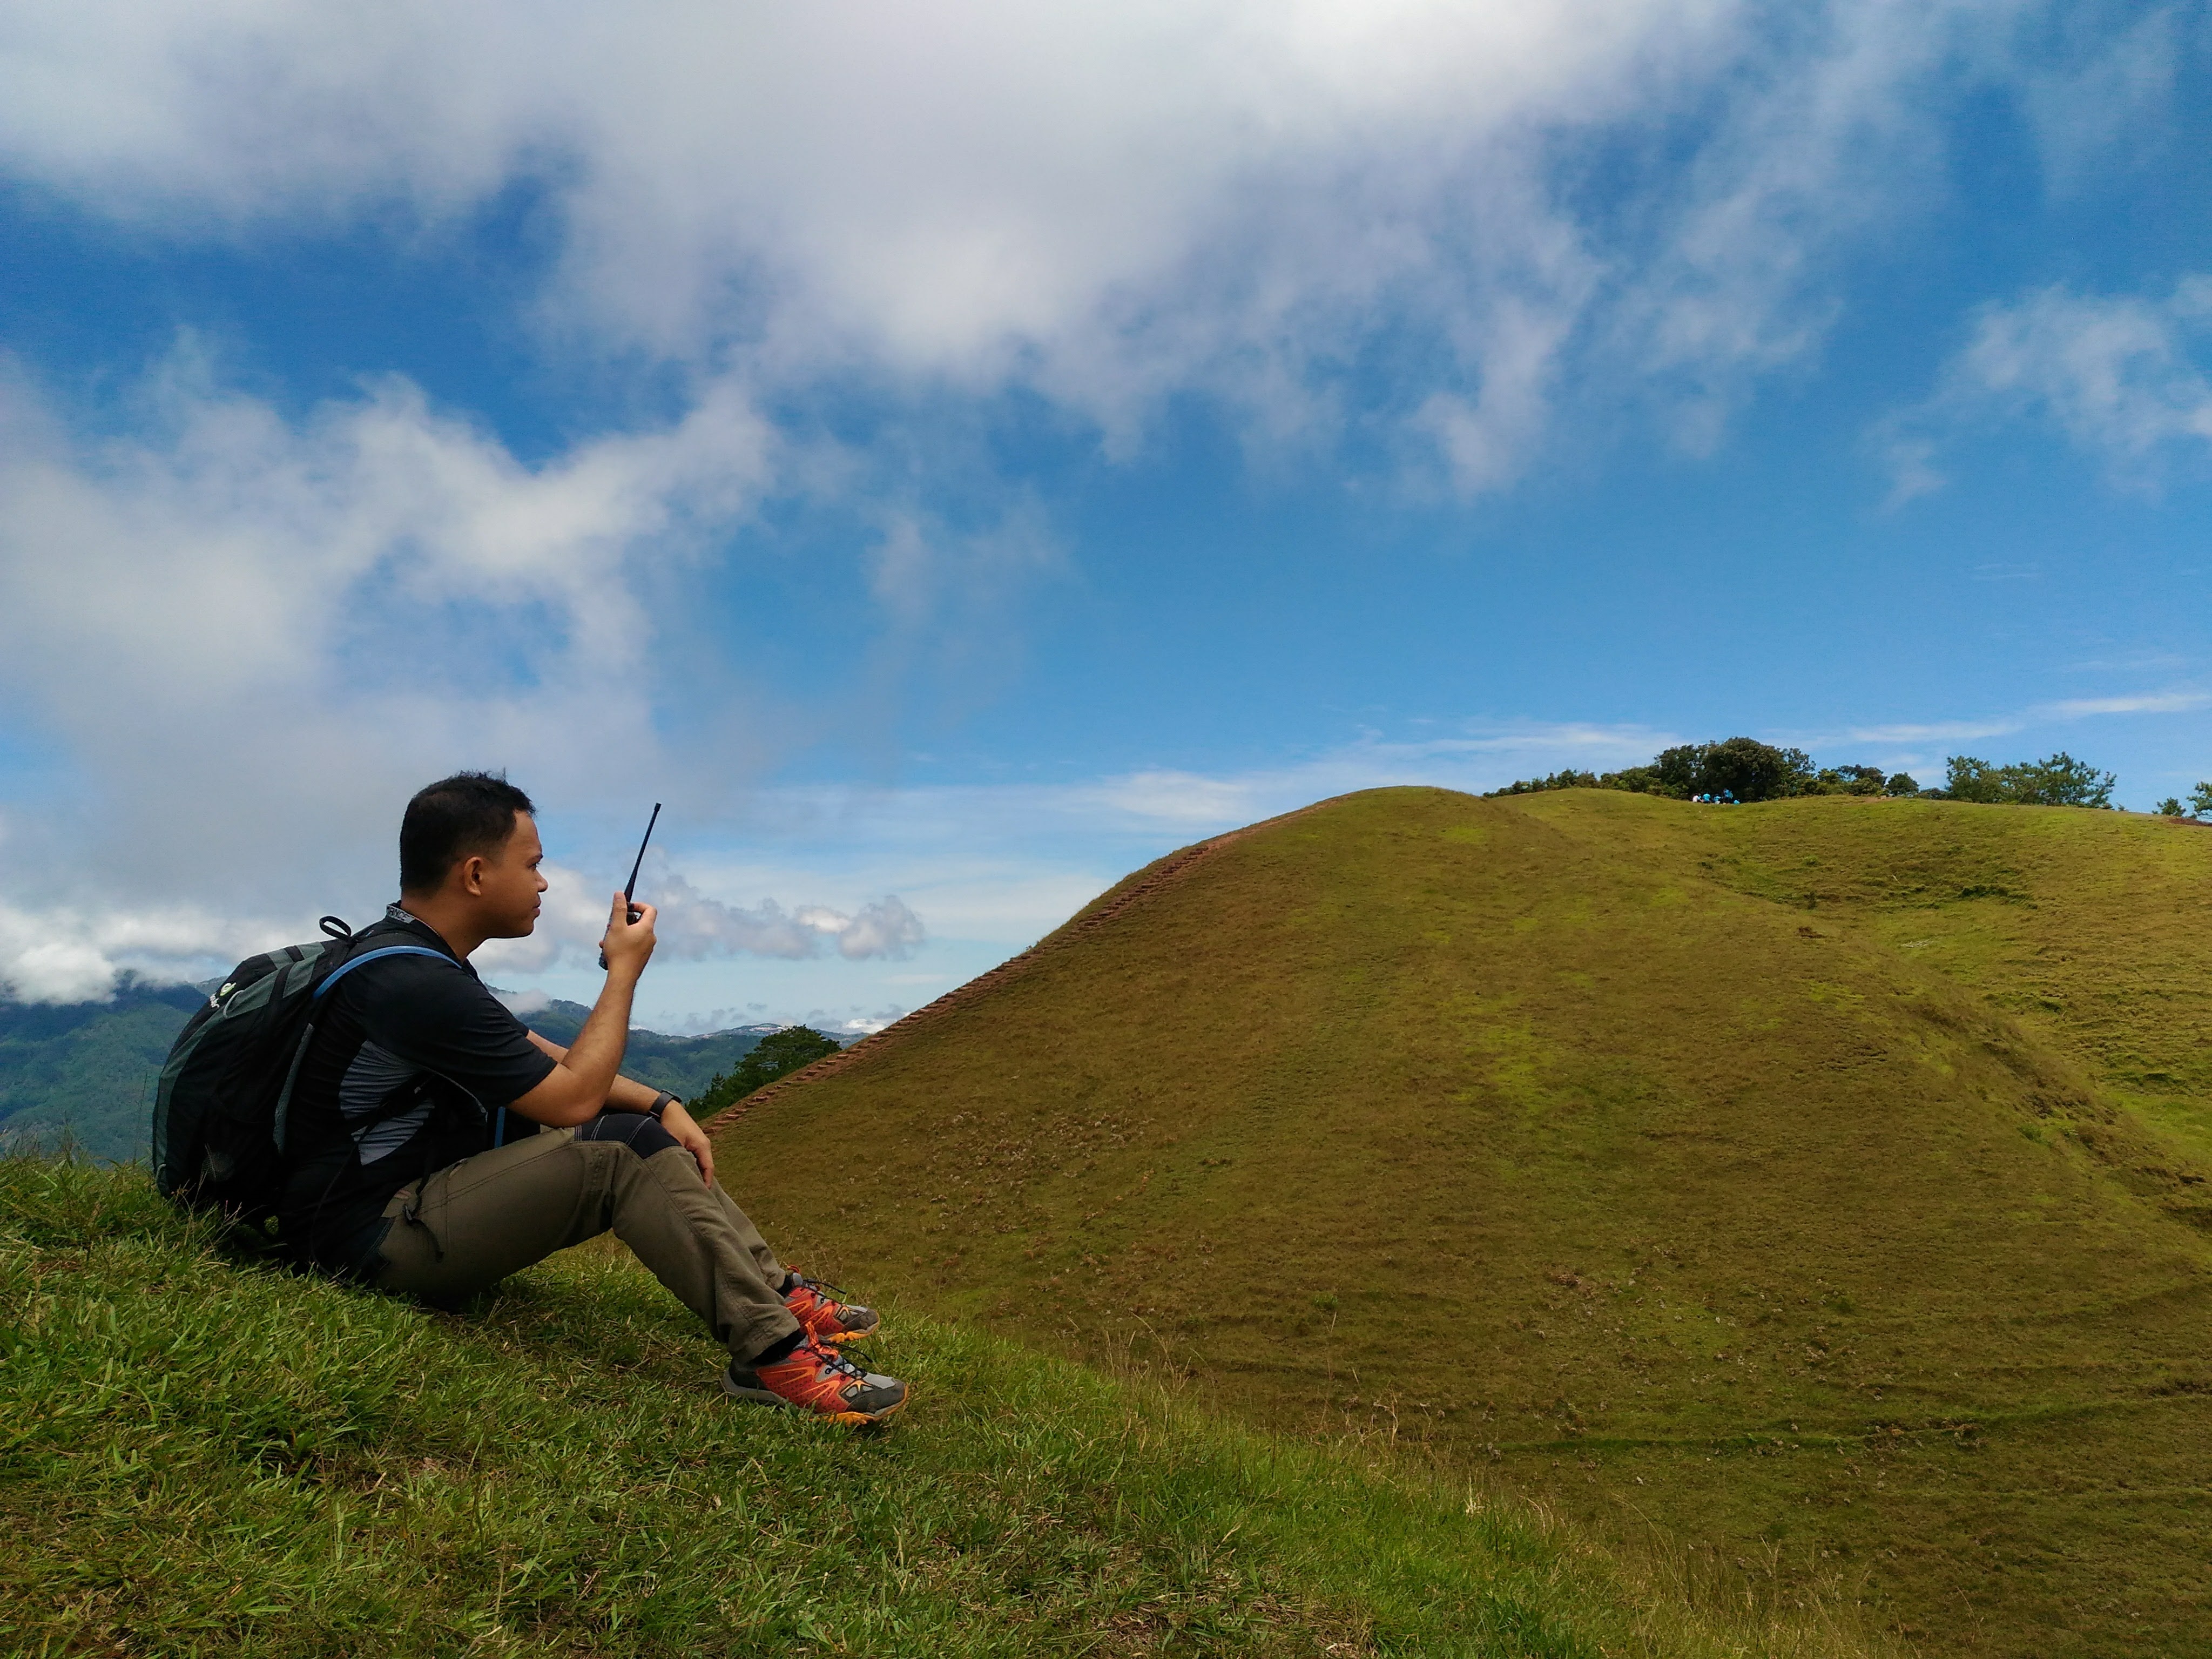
[
  {"x1": 268, "y1": 945, "x2": 455, "y2": 1148},
  {"x1": 312, "y1": 945, "x2": 452, "y2": 1000}
]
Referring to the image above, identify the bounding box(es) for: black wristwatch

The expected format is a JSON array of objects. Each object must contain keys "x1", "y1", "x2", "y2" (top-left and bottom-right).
[{"x1": 646, "y1": 1091, "x2": 680, "y2": 1121}]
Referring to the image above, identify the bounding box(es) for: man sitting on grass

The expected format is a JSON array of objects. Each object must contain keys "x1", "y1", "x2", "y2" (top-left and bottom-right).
[{"x1": 278, "y1": 771, "x2": 907, "y2": 1426}]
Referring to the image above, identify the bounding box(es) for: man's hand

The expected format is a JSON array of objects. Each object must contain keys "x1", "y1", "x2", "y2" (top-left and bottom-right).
[
  {"x1": 663, "y1": 1101, "x2": 714, "y2": 1185},
  {"x1": 599, "y1": 892, "x2": 657, "y2": 976}
]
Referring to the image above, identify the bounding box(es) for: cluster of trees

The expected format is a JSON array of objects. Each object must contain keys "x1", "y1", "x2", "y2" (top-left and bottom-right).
[
  {"x1": 1491, "y1": 737, "x2": 2129, "y2": 811},
  {"x1": 2154, "y1": 783, "x2": 2212, "y2": 818},
  {"x1": 1488, "y1": 737, "x2": 1918, "y2": 804},
  {"x1": 688, "y1": 1024, "x2": 842, "y2": 1120},
  {"x1": 1942, "y1": 753, "x2": 2114, "y2": 808}
]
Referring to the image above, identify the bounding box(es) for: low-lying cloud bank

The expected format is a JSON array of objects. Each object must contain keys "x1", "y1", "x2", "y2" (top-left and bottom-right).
[
  {"x1": 0, "y1": 898, "x2": 281, "y2": 1005},
  {"x1": 0, "y1": 866, "x2": 925, "y2": 1005},
  {"x1": 472, "y1": 866, "x2": 925, "y2": 977},
  {"x1": 10, "y1": 682, "x2": 2201, "y2": 1006}
]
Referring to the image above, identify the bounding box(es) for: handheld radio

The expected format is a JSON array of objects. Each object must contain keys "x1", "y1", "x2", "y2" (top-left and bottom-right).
[{"x1": 598, "y1": 802, "x2": 662, "y2": 970}]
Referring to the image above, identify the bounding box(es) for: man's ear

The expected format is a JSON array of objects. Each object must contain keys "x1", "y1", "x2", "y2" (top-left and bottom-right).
[{"x1": 458, "y1": 854, "x2": 489, "y2": 897}]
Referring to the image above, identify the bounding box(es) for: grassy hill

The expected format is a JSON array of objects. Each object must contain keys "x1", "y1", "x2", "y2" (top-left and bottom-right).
[
  {"x1": 1, "y1": 1154, "x2": 1876, "y2": 1657},
  {"x1": 710, "y1": 787, "x2": 2212, "y2": 1658},
  {"x1": 0, "y1": 990, "x2": 769, "y2": 1165}
]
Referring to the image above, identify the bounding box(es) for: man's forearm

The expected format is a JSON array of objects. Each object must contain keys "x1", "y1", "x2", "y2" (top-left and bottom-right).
[
  {"x1": 603, "y1": 1073, "x2": 666, "y2": 1111},
  {"x1": 559, "y1": 967, "x2": 638, "y2": 1108},
  {"x1": 525, "y1": 1030, "x2": 666, "y2": 1111},
  {"x1": 509, "y1": 894, "x2": 660, "y2": 1128}
]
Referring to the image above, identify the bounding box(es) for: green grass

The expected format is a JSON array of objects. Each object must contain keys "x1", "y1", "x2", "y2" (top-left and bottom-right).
[
  {"x1": 713, "y1": 788, "x2": 2212, "y2": 1657},
  {"x1": 1, "y1": 1155, "x2": 1879, "y2": 1658}
]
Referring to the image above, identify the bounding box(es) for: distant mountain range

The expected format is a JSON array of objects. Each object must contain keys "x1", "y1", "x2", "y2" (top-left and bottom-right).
[
  {"x1": 0, "y1": 980, "x2": 824, "y2": 1165},
  {"x1": 0, "y1": 978, "x2": 210, "y2": 1166}
]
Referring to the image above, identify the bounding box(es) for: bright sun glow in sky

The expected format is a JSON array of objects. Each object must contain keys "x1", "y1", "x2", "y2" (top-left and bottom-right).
[{"x1": 3, "y1": 1, "x2": 2210, "y2": 1029}]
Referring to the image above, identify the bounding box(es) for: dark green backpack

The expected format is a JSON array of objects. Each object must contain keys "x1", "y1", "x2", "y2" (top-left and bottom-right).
[{"x1": 151, "y1": 918, "x2": 447, "y2": 1223}]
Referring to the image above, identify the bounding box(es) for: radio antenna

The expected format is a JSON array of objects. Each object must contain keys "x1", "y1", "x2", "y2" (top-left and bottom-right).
[
  {"x1": 623, "y1": 802, "x2": 663, "y2": 913},
  {"x1": 599, "y1": 802, "x2": 663, "y2": 970}
]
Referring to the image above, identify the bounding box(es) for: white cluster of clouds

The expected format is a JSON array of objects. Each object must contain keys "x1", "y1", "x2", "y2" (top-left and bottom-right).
[
  {"x1": 0, "y1": 0, "x2": 2128, "y2": 476},
  {"x1": 0, "y1": 354, "x2": 768, "y2": 862},
  {"x1": 0, "y1": 349, "x2": 787, "y2": 1001},
  {"x1": 5, "y1": 3, "x2": 1729, "y2": 405},
  {"x1": 606, "y1": 871, "x2": 922, "y2": 965},
  {"x1": 0, "y1": 0, "x2": 2194, "y2": 1002},
  {"x1": 495, "y1": 987, "x2": 894, "y2": 1041}
]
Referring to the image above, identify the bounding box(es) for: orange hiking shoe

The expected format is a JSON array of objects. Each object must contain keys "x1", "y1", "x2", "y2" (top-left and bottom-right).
[
  {"x1": 782, "y1": 1270, "x2": 882, "y2": 1345},
  {"x1": 722, "y1": 1337, "x2": 908, "y2": 1426}
]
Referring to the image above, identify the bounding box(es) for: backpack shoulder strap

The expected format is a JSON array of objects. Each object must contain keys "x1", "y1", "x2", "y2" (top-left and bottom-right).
[
  {"x1": 269, "y1": 944, "x2": 454, "y2": 1157},
  {"x1": 312, "y1": 944, "x2": 454, "y2": 1001}
]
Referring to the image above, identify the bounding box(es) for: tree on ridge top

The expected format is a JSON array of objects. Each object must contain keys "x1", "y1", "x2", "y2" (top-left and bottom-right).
[
  {"x1": 1489, "y1": 736, "x2": 1892, "y2": 801},
  {"x1": 691, "y1": 1025, "x2": 841, "y2": 1120},
  {"x1": 1943, "y1": 752, "x2": 2115, "y2": 808},
  {"x1": 1490, "y1": 739, "x2": 2126, "y2": 809},
  {"x1": 1654, "y1": 737, "x2": 1817, "y2": 801}
]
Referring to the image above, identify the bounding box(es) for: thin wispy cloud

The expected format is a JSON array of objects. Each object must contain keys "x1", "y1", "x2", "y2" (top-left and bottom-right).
[
  {"x1": 1888, "y1": 276, "x2": 2212, "y2": 498},
  {"x1": 1823, "y1": 720, "x2": 2027, "y2": 747},
  {"x1": 1799, "y1": 686, "x2": 2211, "y2": 754},
  {"x1": 2039, "y1": 692, "x2": 2212, "y2": 718}
]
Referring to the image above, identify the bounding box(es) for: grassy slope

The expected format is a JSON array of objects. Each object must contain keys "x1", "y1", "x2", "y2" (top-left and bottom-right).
[
  {"x1": 1668, "y1": 795, "x2": 2212, "y2": 1176},
  {"x1": 0, "y1": 1157, "x2": 1869, "y2": 1659},
  {"x1": 711, "y1": 788, "x2": 2212, "y2": 1658}
]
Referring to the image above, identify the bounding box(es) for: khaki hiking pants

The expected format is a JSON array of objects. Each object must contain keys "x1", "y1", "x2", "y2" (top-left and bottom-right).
[{"x1": 372, "y1": 1124, "x2": 802, "y2": 1365}]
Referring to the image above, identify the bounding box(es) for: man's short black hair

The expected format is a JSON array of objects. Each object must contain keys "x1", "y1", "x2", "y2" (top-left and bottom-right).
[{"x1": 400, "y1": 772, "x2": 536, "y2": 896}]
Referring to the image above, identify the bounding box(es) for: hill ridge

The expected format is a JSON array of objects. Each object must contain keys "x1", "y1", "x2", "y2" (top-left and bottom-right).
[{"x1": 714, "y1": 793, "x2": 1339, "y2": 1123}]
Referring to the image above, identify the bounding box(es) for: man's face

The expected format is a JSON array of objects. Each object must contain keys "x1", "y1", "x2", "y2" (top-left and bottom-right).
[{"x1": 473, "y1": 812, "x2": 549, "y2": 939}]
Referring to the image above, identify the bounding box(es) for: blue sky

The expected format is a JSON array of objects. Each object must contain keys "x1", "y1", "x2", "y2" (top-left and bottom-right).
[{"x1": 2, "y1": 1, "x2": 2210, "y2": 1029}]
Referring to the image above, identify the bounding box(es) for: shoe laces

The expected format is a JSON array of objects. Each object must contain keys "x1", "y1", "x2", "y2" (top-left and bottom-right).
[
  {"x1": 790, "y1": 1269, "x2": 848, "y2": 1300},
  {"x1": 808, "y1": 1339, "x2": 870, "y2": 1384}
]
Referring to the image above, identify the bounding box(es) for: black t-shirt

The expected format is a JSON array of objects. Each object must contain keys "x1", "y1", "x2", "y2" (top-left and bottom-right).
[{"x1": 278, "y1": 905, "x2": 556, "y2": 1275}]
